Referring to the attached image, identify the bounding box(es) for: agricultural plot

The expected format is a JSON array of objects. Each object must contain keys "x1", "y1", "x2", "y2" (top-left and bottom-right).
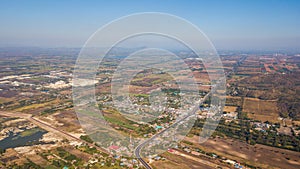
[{"x1": 243, "y1": 97, "x2": 279, "y2": 123}]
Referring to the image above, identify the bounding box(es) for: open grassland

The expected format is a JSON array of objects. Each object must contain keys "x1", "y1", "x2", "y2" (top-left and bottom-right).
[
  {"x1": 102, "y1": 108, "x2": 139, "y2": 134},
  {"x1": 20, "y1": 127, "x2": 44, "y2": 137},
  {"x1": 243, "y1": 97, "x2": 279, "y2": 123},
  {"x1": 131, "y1": 72, "x2": 173, "y2": 86},
  {"x1": 14, "y1": 99, "x2": 58, "y2": 112}
]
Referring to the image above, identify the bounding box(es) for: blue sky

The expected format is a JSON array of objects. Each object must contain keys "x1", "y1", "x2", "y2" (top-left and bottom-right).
[{"x1": 0, "y1": 0, "x2": 299, "y2": 50}]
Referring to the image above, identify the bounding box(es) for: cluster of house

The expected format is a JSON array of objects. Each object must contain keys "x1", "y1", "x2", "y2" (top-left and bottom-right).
[
  {"x1": 251, "y1": 122, "x2": 271, "y2": 132},
  {"x1": 198, "y1": 105, "x2": 237, "y2": 122},
  {"x1": 223, "y1": 159, "x2": 244, "y2": 168}
]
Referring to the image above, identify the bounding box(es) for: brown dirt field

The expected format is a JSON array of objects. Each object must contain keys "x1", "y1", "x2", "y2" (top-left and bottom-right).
[
  {"x1": 185, "y1": 136, "x2": 300, "y2": 169},
  {"x1": 0, "y1": 148, "x2": 27, "y2": 166},
  {"x1": 198, "y1": 85, "x2": 211, "y2": 92},
  {"x1": 0, "y1": 96, "x2": 13, "y2": 103},
  {"x1": 129, "y1": 85, "x2": 161, "y2": 94},
  {"x1": 243, "y1": 98, "x2": 279, "y2": 123},
  {"x1": 224, "y1": 106, "x2": 237, "y2": 112},
  {"x1": 64, "y1": 146, "x2": 91, "y2": 161},
  {"x1": 95, "y1": 83, "x2": 111, "y2": 94},
  {"x1": 293, "y1": 121, "x2": 300, "y2": 126},
  {"x1": 151, "y1": 160, "x2": 191, "y2": 169},
  {"x1": 0, "y1": 90, "x2": 18, "y2": 98},
  {"x1": 53, "y1": 109, "x2": 81, "y2": 132},
  {"x1": 59, "y1": 89, "x2": 71, "y2": 95},
  {"x1": 27, "y1": 154, "x2": 48, "y2": 166},
  {"x1": 225, "y1": 96, "x2": 242, "y2": 106},
  {"x1": 192, "y1": 72, "x2": 210, "y2": 83},
  {"x1": 151, "y1": 152, "x2": 215, "y2": 169},
  {"x1": 237, "y1": 67, "x2": 261, "y2": 73}
]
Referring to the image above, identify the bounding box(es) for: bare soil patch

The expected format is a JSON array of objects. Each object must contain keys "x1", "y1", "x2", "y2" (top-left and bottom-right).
[
  {"x1": 185, "y1": 136, "x2": 300, "y2": 169},
  {"x1": 243, "y1": 97, "x2": 279, "y2": 123}
]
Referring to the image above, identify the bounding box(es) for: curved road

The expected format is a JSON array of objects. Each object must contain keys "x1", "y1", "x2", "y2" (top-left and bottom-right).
[
  {"x1": 0, "y1": 92, "x2": 213, "y2": 169},
  {"x1": 134, "y1": 93, "x2": 211, "y2": 169}
]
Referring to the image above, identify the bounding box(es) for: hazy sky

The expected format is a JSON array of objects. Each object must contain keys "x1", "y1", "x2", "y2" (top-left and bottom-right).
[{"x1": 0, "y1": 0, "x2": 300, "y2": 50}]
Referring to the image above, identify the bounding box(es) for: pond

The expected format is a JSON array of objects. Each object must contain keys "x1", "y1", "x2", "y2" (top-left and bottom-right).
[{"x1": 0, "y1": 127, "x2": 47, "y2": 150}]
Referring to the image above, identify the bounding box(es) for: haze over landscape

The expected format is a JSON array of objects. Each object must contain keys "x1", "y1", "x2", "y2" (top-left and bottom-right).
[
  {"x1": 0, "y1": 1, "x2": 299, "y2": 169},
  {"x1": 0, "y1": 0, "x2": 300, "y2": 50}
]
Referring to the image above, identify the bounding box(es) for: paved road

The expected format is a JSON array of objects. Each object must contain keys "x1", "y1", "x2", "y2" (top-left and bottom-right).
[
  {"x1": 134, "y1": 93, "x2": 211, "y2": 169},
  {"x1": 0, "y1": 111, "x2": 108, "y2": 154},
  {"x1": 0, "y1": 89, "x2": 216, "y2": 169}
]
